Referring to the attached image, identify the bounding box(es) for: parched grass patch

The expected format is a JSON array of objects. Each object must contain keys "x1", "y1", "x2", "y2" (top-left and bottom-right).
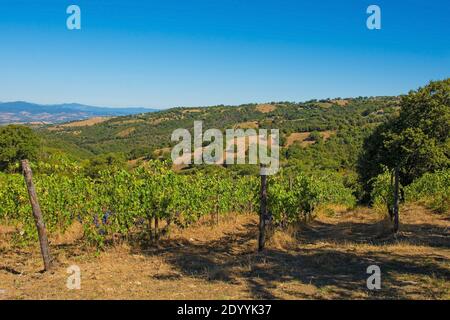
[
  {"x1": 256, "y1": 104, "x2": 276, "y2": 113},
  {"x1": 0, "y1": 206, "x2": 448, "y2": 299}
]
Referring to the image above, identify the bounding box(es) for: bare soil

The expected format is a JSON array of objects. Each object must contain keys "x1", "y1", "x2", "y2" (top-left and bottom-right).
[{"x1": 285, "y1": 131, "x2": 335, "y2": 147}]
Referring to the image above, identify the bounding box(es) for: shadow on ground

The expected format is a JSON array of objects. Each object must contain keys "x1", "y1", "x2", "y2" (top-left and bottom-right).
[
  {"x1": 296, "y1": 220, "x2": 450, "y2": 248},
  {"x1": 131, "y1": 217, "x2": 450, "y2": 299}
]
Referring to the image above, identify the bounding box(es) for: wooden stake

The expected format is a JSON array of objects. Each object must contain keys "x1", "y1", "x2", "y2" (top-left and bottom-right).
[
  {"x1": 258, "y1": 166, "x2": 268, "y2": 252},
  {"x1": 21, "y1": 160, "x2": 52, "y2": 271}
]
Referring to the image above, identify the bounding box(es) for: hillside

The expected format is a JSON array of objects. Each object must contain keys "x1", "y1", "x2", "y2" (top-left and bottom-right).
[
  {"x1": 37, "y1": 96, "x2": 400, "y2": 161},
  {"x1": 0, "y1": 101, "x2": 158, "y2": 125}
]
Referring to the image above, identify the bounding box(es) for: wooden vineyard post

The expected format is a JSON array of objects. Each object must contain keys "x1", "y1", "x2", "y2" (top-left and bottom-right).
[
  {"x1": 393, "y1": 166, "x2": 400, "y2": 233},
  {"x1": 21, "y1": 160, "x2": 52, "y2": 271},
  {"x1": 258, "y1": 166, "x2": 268, "y2": 252}
]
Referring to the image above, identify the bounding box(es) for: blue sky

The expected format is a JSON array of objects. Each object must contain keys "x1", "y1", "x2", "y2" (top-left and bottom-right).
[{"x1": 0, "y1": 0, "x2": 448, "y2": 108}]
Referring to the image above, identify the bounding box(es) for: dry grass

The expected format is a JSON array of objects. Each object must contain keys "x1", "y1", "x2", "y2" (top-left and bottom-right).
[
  {"x1": 285, "y1": 131, "x2": 336, "y2": 147},
  {"x1": 314, "y1": 204, "x2": 352, "y2": 219},
  {"x1": 171, "y1": 133, "x2": 276, "y2": 166},
  {"x1": 234, "y1": 121, "x2": 259, "y2": 129},
  {"x1": 148, "y1": 117, "x2": 171, "y2": 125},
  {"x1": 316, "y1": 102, "x2": 333, "y2": 108},
  {"x1": 152, "y1": 147, "x2": 172, "y2": 159},
  {"x1": 182, "y1": 109, "x2": 202, "y2": 113},
  {"x1": 0, "y1": 225, "x2": 16, "y2": 235},
  {"x1": 116, "y1": 119, "x2": 145, "y2": 125},
  {"x1": 60, "y1": 117, "x2": 112, "y2": 127},
  {"x1": 256, "y1": 104, "x2": 276, "y2": 113},
  {"x1": 127, "y1": 157, "x2": 146, "y2": 167},
  {"x1": 0, "y1": 205, "x2": 448, "y2": 300},
  {"x1": 285, "y1": 132, "x2": 312, "y2": 147},
  {"x1": 321, "y1": 130, "x2": 335, "y2": 140},
  {"x1": 330, "y1": 99, "x2": 350, "y2": 107},
  {"x1": 46, "y1": 127, "x2": 63, "y2": 132},
  {"x1": 116, "y1": 127, "x2": 136, "y2": 138}
]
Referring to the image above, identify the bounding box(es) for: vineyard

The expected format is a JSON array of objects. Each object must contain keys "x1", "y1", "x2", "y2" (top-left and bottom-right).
[
  {"x1": 370, "y1": 168, "x2": 450, "y2": 216},
  {"x1": 0, "y1": 160, "x2": 358, "y2": 248},
  {"x1": 1, "y1": 163, "x2": 448, "y2": 299}
]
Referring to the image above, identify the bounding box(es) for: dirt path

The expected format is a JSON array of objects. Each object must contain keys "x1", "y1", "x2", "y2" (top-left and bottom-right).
[{"x1": 0, "y1": 205, "x2": 449, "y2": 299}]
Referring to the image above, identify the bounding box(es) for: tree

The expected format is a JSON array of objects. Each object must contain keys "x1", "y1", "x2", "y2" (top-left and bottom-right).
[
  {"x1": 83, "y1": 152, "x2": 126, "y2": 178},
  {"x1": 308, "y1": 131, "x2": 322, "y2": 142},
  {"x1": 0, "y1": 125, "x2": 40, "y2": 171},
  {"x1": 358, "y1": 79, "x2": 450, "y2": 200}
]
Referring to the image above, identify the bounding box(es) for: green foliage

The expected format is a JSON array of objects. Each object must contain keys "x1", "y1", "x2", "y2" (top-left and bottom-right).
[
  {"x1": 369, "y1": 168, "x2": 397, "y2": 216},
  {"x1": 285, "y1": 126, "x2": 372, "y2": 173},
  {"x1": 405, "y1": 169, "x2": 450, "y2": 213},
  {"x1": 369, "y1": 168, "x2": 450, "y2": 215},
  {"x1": 36, "y1": 97, "x2": 398, "y2": 160},
  {"x1": 82, "y1": 153, "x2": 127, "y2": 178},
  {"x1": 0, "y1": 160, "x2": 358, "y2": 247},
  {"x1": 358, "y1": 79, "x2": 450, "y2": 200},
  {"x1": 268, "y1": 170, "x2": 356, "y2": 225},
  {"x1": 0, "y1": 161, "x2": 259, "y2": 247},
  {"x1": 1, "y1": 82, "x2": 447, "y2": 248},
  {"x1": 0, "y1": 125, "x2": 40, "y2": 171},
  {"x1": 308, "y1": 131, "x2": 322, "y2": 142}
]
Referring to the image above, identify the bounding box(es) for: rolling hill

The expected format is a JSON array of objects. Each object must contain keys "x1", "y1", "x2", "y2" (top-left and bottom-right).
[{"x1": 37, "y1": 96, "x2": 400, "y2": 161}]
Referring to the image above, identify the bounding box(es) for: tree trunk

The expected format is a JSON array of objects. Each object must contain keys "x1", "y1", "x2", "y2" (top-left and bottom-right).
[
  {"x1": 154, "y1": 216, "x2": 159, "y2": 242},
  {"x1": 148, "y1": 217, "x2": 153, "y2": 241},
  {"x1": 388, "y1": 170, "x2": 394, "y2": 220},
  {"x1": 21, "y1": 160, "x2": 52, "y2": 271},
  {"x1": 258, "y1": 167, "x2": 268, "y2": 252},
  {"x1": 393, "y1": 166, "x2": 400, "y2": 233}
]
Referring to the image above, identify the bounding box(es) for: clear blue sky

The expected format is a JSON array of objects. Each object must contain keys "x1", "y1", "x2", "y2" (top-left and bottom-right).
[{"x1": 0, "y1": 0, "x2": 448, "y2": 108}]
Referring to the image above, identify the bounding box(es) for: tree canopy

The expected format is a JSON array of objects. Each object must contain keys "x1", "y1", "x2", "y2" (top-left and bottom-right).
[
  {"x1": 0, "y1": 125, "x2": 40, "y2": 171},
  {"x1": 358, "y1": 79, "x2": 450, "y2": 199}
]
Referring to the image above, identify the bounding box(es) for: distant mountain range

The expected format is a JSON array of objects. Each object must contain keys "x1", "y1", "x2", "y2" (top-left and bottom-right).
[{"x1": 0, "y1": 101, "x2": 158, "y2": 124}]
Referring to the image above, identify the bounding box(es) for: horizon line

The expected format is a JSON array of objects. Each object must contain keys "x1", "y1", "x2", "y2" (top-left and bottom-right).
[{"x1": 0, "y1": 94, "x2": 401, "y2": 111}]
